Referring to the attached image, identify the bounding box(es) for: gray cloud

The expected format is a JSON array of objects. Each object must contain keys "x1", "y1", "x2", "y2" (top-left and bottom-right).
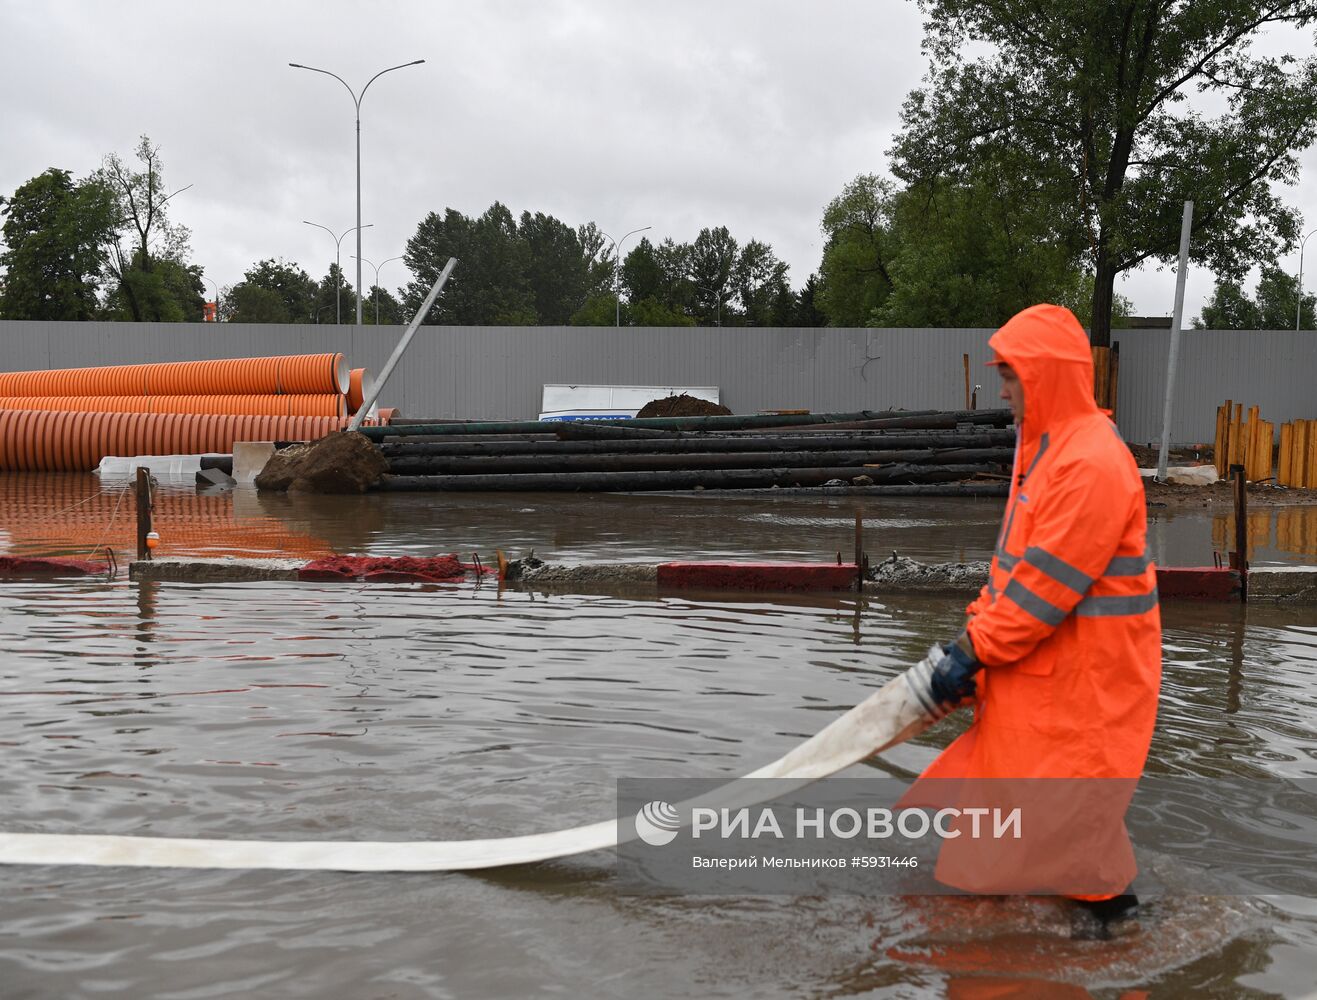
[{"x1": 1, "y1": 0, "x2": 1312, "y2": 322}]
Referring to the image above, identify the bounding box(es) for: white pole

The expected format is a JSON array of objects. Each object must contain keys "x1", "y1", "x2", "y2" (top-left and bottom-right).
[
  {"x1": 1156, "y1": 201, "x2": 1193, "y2": 481},
  {"x1": 347, "y1": 257, "x2": 457, "y2": 432},
  {"x1": 1298, "y1": 228, "x2": 1317, "y2": 331}
]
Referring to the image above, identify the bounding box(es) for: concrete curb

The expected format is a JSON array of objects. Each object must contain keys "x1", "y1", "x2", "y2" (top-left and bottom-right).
[{"x1": 121, "y1": 556, "x2": 1317, "y2": 602}]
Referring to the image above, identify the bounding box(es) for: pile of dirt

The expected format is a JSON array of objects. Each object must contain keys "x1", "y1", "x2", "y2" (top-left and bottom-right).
[
  {"x1": 635, "y1": 394, "x2": 732, "y2": 418},
  {"x1": 254, "y1": 432, "x2": 388, "y2": 494}
]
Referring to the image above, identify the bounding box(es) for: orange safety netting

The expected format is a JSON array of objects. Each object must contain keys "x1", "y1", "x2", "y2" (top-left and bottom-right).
[
  {"x1": 0, "y1": 353, "x2": 348, "y2": 397},
  {"x1": 299, "y1": 554, "x2": 489, "y2": 582}
]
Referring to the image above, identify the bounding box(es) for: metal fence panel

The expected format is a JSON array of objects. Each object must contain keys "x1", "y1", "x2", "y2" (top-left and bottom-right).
[{"x1": 2, "y1": 320, "x2": 1313, "y2": 443}]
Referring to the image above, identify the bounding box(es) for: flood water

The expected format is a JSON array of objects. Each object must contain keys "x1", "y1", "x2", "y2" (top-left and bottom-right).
[{"x1": 1, "y1": 473, "x2": 1316, "y2": 998}]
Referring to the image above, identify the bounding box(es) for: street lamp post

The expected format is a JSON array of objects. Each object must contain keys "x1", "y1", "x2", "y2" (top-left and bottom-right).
[
  {"x1": 203, "y1": 276, "x2": 220, "y2": 322},
  {"x1": 600, "y1": 226, "x2": 651, "y2": 327},
  {"x1": 304, "y1": 220, "x2": 372, "y2": 324},
  {"x1": 696, "y1": 282, "x2": 724, "y2": 327},
  {"x1": 352, "y1": 254, "x2": 405, "y2": 325},
  {"x1": 1298, "y1": 227, "x2": 1317, "y2": 331},
  {"x1": 289, "y1": 58, "x2": 424, "y2": 326}
]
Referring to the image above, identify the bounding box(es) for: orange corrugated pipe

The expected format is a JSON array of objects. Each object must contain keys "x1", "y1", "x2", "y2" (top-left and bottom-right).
[
  {"x1": 0, "y1": 410, "x2": 355, "y2": 472},
  {"x1": 347, "y1": 369, "x2": 372, "y2": 414},
  {"x1": 0, "y1": 395, "x2": 347, "y2": 417},
  {"x1": 0, "y1": 354, "x2": 349, "y2": 398}
]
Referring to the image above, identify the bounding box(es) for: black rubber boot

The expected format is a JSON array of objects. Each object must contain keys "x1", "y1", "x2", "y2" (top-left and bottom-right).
[{"x1": 1070, "y1": 893, "x2": 1139, "y2": 940}]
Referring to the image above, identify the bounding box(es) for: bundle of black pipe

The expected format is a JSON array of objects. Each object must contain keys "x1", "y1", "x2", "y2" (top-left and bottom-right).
[{"x1": 364, "y1": 408, "x2": 1015, "y2": 493}]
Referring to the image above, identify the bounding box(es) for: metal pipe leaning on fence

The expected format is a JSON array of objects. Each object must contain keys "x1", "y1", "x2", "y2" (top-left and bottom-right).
[{"x1": 347, "y1": 258, "x2": 457, "y2": 433}]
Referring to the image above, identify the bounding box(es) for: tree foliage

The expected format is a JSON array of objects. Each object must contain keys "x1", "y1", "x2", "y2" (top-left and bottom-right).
[
  {"x1": 814, "y1": 171, "x2": 1112, "y2": 328},
  {"x1": 1195, "y1": 264, "x2": 1316, "y2": 327},
  {"x1": 314, "y1": 263, "x2": 359, "y2": 325},
  {"x1": 223, "y1": 258, "x2": 317, "y2": 323},
  {"x1": 893, "y1": 0, "x2": 1317, "y2": 345},
  {"x1": 95, "y1": 135, "x2": 201, "y2": 322},
  {"x1": 0, "y1": 168, "x2": 117, "y2": 320}
]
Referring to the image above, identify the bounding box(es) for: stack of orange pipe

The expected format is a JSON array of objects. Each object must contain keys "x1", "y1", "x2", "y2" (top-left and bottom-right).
[
  {"x1": 0, "y1": 410, "x2": 354, "y2": 472},
  {"x1": 0, "y1": 353, "x2": 349, "y2": 397},
  {"x1": 0, "y1": 395, "x2": 347, "y2": 417}
]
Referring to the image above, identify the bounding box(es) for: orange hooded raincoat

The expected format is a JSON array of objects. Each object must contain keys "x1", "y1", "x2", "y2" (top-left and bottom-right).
[{"x1": 917, "y1": 304, "x2": 1162, "y2": 897}]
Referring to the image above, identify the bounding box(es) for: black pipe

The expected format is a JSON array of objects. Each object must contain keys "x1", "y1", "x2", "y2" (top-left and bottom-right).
[
  {"x1": 385, "y1": 447, "x2": 1015, "y2": 477},
  {"x1": 377, "y1": 463, "x2": 995, "y2": 493},
  {"x1": 379, "y1": 429, "x2": 1017, "y2": 459},
  {"x1": 359, "y1": 408, "x2": 1011, "y2": 439}
]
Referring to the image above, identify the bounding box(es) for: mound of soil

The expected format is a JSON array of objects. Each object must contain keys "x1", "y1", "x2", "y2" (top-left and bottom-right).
[
  {"x1": 255, "y1": 432, "x2": 388, "y2": 494},
  {"x1": 635, "y1": 394, "x2": 732, "y2": 418}
]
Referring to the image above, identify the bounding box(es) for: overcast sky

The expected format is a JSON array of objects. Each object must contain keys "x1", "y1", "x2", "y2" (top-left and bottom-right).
[{"x1": 3, "y1": 0, "x2": 1315, "y2": 322}]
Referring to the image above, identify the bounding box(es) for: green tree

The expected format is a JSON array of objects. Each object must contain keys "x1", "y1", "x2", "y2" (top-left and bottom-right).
[
  {"x1": 313, "y1": 263, "x2": 358, "y2": 324},
  {"x1": 520, "y1": 211, "x2": 591, "y2": 324},
  {"x1": 223, "y1": 258, "x2": 317, "y2": 323},
  {"x1": 96, "y1": 136, "x2": 201, "y2": 321},
  {"x1": 875, "y1": 175, "x2": 1095, "y2": 328},
  {"x1": 404, "y1": 203, "x2": 535, "y2": 324},
  {"x1": 224, "y1": 283, "x2": 289, "y2": 323},
  {"x1": 1195, "y1": 264, "x2": 1316, "y2": 328},
  {"x1": 787, "y1": 274, "x2": 829, "y2": 327},
  {"x1": 815, "y1": 175, "x2": 897, "y2": 326},
  {"x1": 893, "y1": 0, "x2": 1317, "y2": 347},
  {"x1": 731, "y1": 239, "x2": 791, "y2": 326},
  {"x1": 0, "y1": 168, "x2": 117, "y2": 320},
  {"x1": 630, "y1": 296, "x2": 697, "y2": 327},
  {"x1": 364, "y1": 285, "x2": 405, "y2": 325},
  {"x1": 689, "y1": 226, "x2": 738, "y2": 326}
]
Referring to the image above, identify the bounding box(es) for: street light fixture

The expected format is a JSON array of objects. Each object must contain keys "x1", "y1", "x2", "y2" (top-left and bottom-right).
[
  {"x1": 203, "y1": 276, "x2": 220, "y2": 322},
  {"x1": 352, "y1": 254, "x2": 405, "y2": 325},
  {"x1": 600, "y1": 226, "x2": 651, "y2": 327},
  {"x1": 304, "y1": 220, "x2": 373, "y2": 324},
  {"x1": 695, "y1": 281, "x2": 725, "y2": 327},
  {"x1": 289, "y1": 58, "x2": 425, "y2": 326},
  {"x1": 1298, "y1": 227, "x2": 1317, "y2": 331}
]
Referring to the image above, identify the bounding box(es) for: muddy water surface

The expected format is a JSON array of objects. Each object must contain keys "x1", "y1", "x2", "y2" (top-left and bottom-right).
[{"x1": 1, "y1": 474, "x2": 1315, "y2": 998}]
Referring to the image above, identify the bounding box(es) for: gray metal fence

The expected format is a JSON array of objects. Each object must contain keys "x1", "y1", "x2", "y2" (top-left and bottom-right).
[{"x1": 1, "y1": 320, "x2": 1313, "y2": 444}]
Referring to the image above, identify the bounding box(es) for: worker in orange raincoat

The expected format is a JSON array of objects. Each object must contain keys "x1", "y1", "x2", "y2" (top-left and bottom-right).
[{"x1": 903, "y1": 303, "x2": 1162, "y2": 930}]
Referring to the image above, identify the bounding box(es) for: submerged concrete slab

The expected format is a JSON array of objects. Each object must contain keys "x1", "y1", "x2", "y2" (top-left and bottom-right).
[
  {"x1": 121, "y1": 555, "x2": 1317, "y2": 603},
  {"x1": 1248, "y1": 566, "x2": 1317, "y2": 602},
  {"x1": 130, "y1": 557, "x2": 303, "y2": 583}
]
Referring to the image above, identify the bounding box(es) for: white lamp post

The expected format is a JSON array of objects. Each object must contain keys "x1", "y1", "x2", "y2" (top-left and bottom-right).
[
  {"x1": 1297, "y1": 227, "x2": 1317, "y2": 331},
  {"x1": 289, "y1": 58, "x2": 424, "y2": 325},
  {"x1": 352, "y1": 254, "x2": 405, "y2": 325},
  {"x1": 304, "y1": 220, "x2": 372, "y2": 324},
  {"x1": 600, "y1": 226, "x2": 651, "y2": 327}
]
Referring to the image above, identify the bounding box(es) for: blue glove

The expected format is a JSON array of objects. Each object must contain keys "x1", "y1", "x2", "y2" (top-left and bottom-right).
[
  {"x1": 928, "y1": 638, "x2": 979, "y2": 708},
  {"x1": 903, "y1": 634, "x2": 981, "y2": 721}
]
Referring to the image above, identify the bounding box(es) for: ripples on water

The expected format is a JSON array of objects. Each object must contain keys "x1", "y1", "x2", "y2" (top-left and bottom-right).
[
  {"x1": 2, "y1": 474, "x2": 1316, "y2": 996},
  {"x1": 1, "y1": 576, "x2": 1314, "y2": 998}
]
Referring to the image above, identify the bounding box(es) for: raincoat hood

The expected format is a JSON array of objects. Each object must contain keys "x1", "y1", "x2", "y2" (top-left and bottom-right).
[{"x1": 988, "y1": 304, "x2": 1098, "y2": 440}]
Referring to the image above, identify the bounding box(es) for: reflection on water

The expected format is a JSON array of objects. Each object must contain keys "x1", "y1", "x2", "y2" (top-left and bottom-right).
[
  {"x1": 1, "y1": 472, "x2": 1315, "y2": 996},
  {"x1": 8, "y1": 472, "x2": 1315, "y2": 572},
  {"x1": 1211, "y1": 505, "x2": 1317, "y2": 563},
  {"x1": 0, "y1": 578, "x2": 1314, "y2": 997}
]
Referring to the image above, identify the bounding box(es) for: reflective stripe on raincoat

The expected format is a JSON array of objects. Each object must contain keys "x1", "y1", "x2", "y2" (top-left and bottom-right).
[{"x1": 916, "y1": 304, "x2": 1162, "y2": 896}]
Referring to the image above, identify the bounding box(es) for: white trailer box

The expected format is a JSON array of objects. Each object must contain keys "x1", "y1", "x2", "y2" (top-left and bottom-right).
[{"x1": 538, "y1": 384, "x2": 721, "y2": 421}]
